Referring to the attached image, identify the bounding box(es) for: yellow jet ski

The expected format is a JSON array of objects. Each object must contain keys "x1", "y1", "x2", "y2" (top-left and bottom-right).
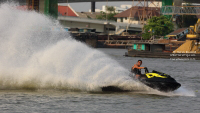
[
  {"x1": 101, "y1": 68, "x2": 181, "y2": 92},
  {"x1": 137, "y1": 68, "x2": 181, "y2": 92}
]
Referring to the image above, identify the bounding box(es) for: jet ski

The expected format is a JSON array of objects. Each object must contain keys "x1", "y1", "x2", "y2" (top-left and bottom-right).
[
  {"x1": 101, "y1": 68, "x2": 181, "y2": 92},
  {"x1": 101, "y1": 86, "x2": 129, "y2": 92},
  {"x1": 133, "y1": 68, "x2": 181, "y2": 92}
]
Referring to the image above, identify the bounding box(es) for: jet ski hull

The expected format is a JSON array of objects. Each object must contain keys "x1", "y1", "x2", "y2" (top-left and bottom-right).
[
  {"x1": 101, "y1": 86, "x2": 129, "y2": 92},
  {"x1": 138, "y1": 70, "x2": 181, "y2": 92},
  {"x1": 140, "y1": 77, "x2": 181, "y2": 92},
  {"x1": 101, "y1": 69, "x2": 181, "y2": 92}
]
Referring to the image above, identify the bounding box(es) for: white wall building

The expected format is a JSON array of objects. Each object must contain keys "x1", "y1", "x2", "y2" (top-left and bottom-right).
[
  {"x1": 89, "y1": 4, "x2": 132, "y2": 13},
  {"x1": 89, "y1": 2, "x2": 161, "y2": 13},
  {"x1": 114, "y1": 2, "x2": 161, "y2": 25}
]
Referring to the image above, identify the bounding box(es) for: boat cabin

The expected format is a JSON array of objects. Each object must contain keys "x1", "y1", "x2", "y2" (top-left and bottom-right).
[{"x1": 132, "y1": 43, "x2": 165, "y2": 52}]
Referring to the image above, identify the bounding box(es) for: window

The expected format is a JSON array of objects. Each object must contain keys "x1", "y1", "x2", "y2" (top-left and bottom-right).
[{"x1": 130, "y1": 17, "x2": 135, "y2": 21}]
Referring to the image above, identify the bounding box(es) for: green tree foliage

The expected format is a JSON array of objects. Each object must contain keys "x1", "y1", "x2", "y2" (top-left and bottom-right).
[
  {"x1": 107, "y1": 6, "x2": 115, "y2": 13},
  {"x1": 142, "y1": 16, "x2": 174, "y2": 40},
  {"x1": 96, "y1": 6, "x2": 118, "y2": 21}
]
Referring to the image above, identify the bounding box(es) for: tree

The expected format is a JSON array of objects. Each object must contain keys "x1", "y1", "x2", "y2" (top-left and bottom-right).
[
  {"x1": 142, "y1": 16, "x2": 174, "y2": 40},
  {"x1": 106, "y1": 6, "x2": 115, "y2": 13},
  {"x1": 96, "y1": 6, "x2": 118, "y2": 21}
]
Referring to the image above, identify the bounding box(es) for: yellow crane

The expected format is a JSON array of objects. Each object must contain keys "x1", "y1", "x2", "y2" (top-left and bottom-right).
[
  {"x1": 187, "y1": 19, "x2": 200, "y2": 39},
  {"x1": 173, "y1": 19, "x2": 200, "y2": 53}
]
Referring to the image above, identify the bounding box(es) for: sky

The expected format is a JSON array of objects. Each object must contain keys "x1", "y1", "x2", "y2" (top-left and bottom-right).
[{"x1": 60, "y1": 1, "x2": 133, "y2": 12}]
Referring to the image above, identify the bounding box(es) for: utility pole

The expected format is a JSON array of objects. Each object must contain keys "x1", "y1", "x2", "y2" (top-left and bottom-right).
[{"x1": 126, "y1": 0, "x2": 134, "y2": 34}]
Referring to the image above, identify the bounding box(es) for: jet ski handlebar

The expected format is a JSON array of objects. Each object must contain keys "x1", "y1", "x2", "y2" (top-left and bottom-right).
[{"x1": 144, "y1": 67, "x2": 149, "y2": 73}]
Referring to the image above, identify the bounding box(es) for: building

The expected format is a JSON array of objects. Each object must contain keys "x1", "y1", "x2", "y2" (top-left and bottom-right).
[
  {"x1": 89, "y1": 2, "x2": 161, "y2": 13},
  {"x1": 76, "y1": 12, "x2": 101, "y2": 19},
  {"x1": 58, "y1": 4, "x2": 101, "y2": 19},
  {"x1": 166, "y1": 28, "x2": 189, "y2": 41},
  {"x1": 89, "y1": 5, "x2": 132, "y2": 13},
  {"x1": 58, "y1": 5, "x2": 78, "y2": 17},
  {"x1": 57, "y1": 4, "x2": 142, "y2": 34},
  {"x1": 114, "y1": 6, "x2": 160, "y2": 25},
  {"x1": 132, "y1": 43, "x2": 165, "y2": 52},
  {"x1": 26, "y1": 0, "x2": 58, "y2": 18}
]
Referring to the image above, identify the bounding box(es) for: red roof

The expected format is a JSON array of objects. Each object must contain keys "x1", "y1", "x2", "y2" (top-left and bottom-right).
[
  {"x1": 114, "y1": 6, "x2": 160, "y2": 18},
  {"x1": 58, "y1": 5, "x2": 78, "y2": 17}
]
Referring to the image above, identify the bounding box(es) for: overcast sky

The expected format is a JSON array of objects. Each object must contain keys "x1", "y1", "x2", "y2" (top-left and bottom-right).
[{"x1": 60, "y1": 1, "x2": 133, "y2": 12}]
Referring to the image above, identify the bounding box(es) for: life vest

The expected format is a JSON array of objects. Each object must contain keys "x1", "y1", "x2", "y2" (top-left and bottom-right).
[{"x1": 131, "y1": 68, "x2": 141, "y2": 74}]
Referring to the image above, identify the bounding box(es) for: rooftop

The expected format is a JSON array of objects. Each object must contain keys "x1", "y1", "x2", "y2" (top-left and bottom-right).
[
  {"x1": 167, "y1": 28, "x2": 188, "y2": 36},
  {"x1": 114, "y1": 6, "x2": 160, "y2": 18},
  {"x1": 58, "y1": 5, "x2": 78, "y2": 17},
  {"x1": 76, "y1": 12, "x2": 101, "y2": 19}
]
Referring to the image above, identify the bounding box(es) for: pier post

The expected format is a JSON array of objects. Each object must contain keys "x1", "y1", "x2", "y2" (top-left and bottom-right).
[{"x1": 91, "y1": 1, "x2": 95, "y2": 12}]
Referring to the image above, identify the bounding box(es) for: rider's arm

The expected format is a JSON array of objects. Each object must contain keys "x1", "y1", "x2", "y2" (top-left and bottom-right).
[{"x1": 133, "y1": 65, "x2": 145, "y2": 69}]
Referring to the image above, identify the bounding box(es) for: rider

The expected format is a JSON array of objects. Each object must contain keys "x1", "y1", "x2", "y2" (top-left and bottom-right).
[{"x1": 131, "y1": 60, "x2": 146, "y2": 79}]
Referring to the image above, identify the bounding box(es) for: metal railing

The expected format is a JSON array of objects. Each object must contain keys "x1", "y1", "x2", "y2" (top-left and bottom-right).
[
  {"x1": 58, "y1": 16, "x2": 143, "y2": 32},
  {"x1": 58, "y1": 15, "x2": 116, "y2": 23},
  {"x1": 162, "y1": 6, "x2": 200, "y2": 15},
  {"x1": 104, "y1": 40, "x2": 159, "y2": 45}
]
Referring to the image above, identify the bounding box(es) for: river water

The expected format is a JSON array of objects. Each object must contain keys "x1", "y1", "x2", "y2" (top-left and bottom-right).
[
  {"x1": 0, "y1": 48, "x2": 199, "y2": 113},
  {"x1": 0, "y1": 2, "x2": 199, "y2": 113}
]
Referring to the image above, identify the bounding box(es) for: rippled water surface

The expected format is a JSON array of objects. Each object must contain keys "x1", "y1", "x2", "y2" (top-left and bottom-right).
[
  {"x1": 0, "y1": 3, "x2": 199, "y2": 113},
  {"x1": 0, "y1": 49, "x2": 199, "y2": 113}
]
